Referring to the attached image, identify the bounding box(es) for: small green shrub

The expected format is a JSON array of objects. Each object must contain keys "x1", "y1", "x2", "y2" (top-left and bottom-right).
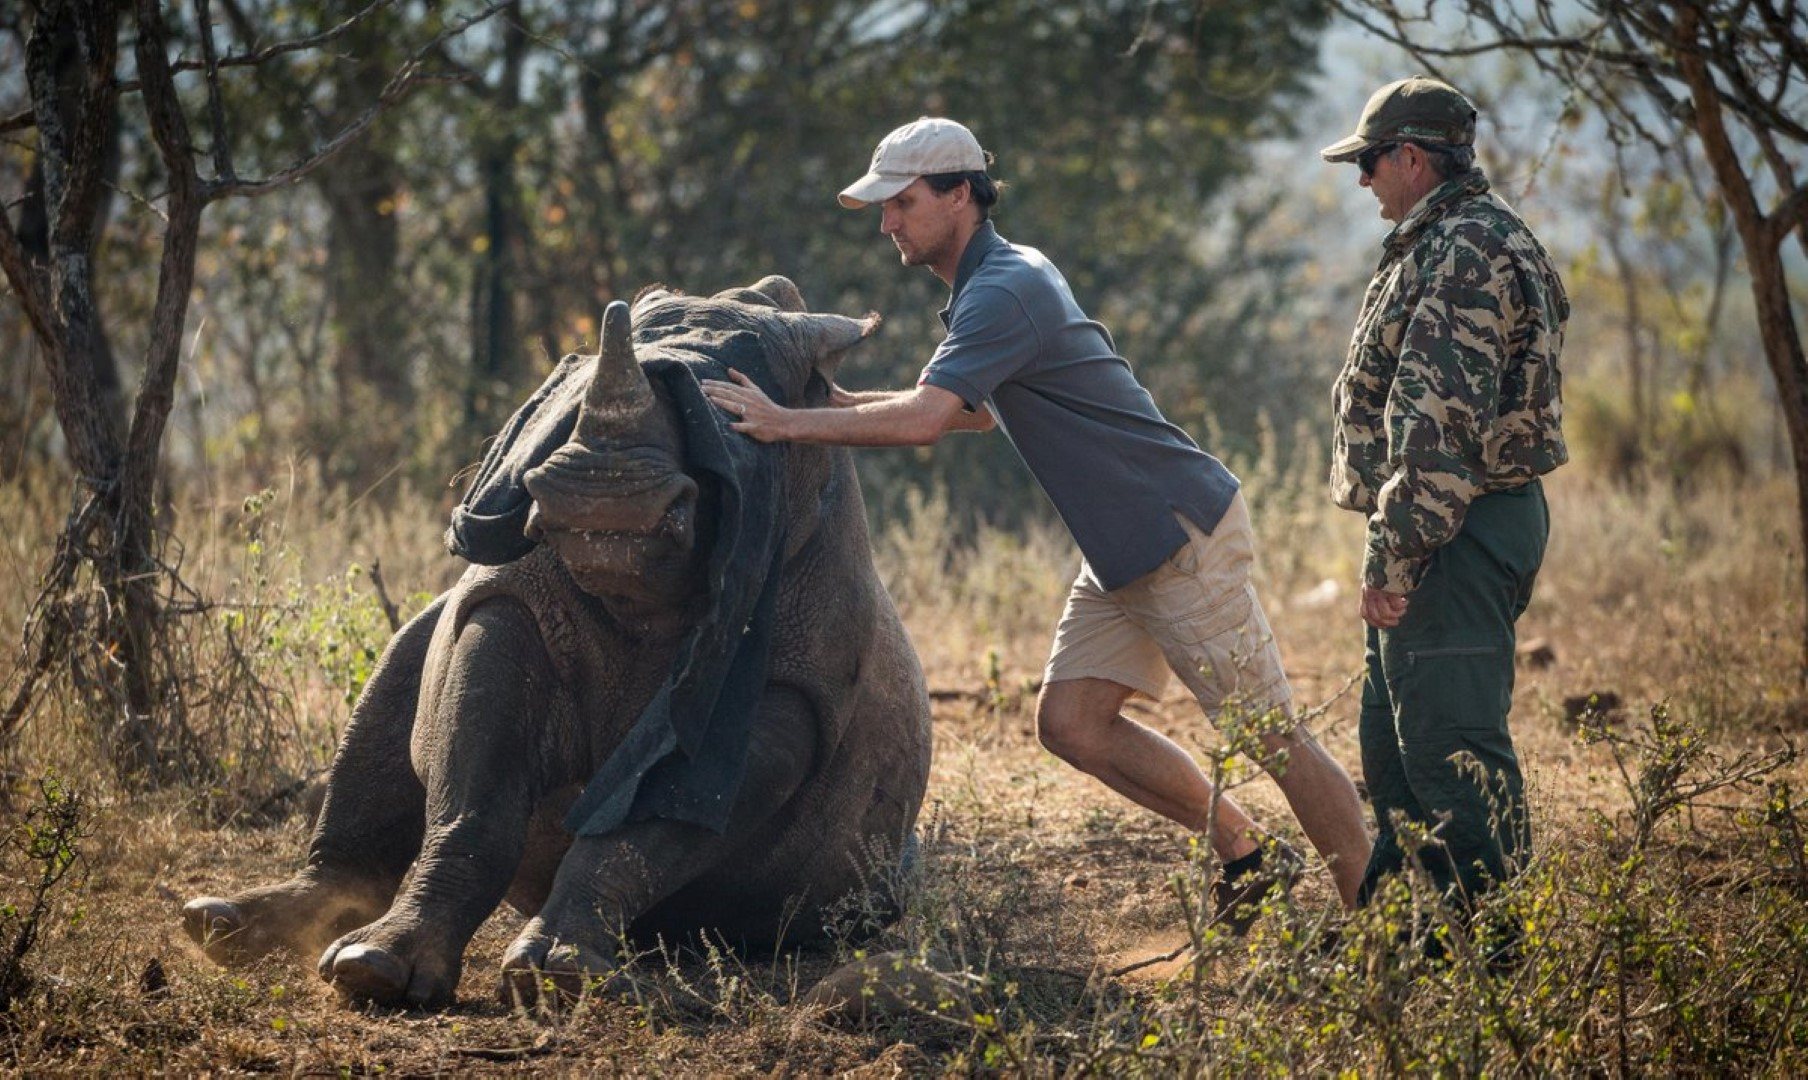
[
  {"x1": 0, "y1": 775, "x2": 92, "y2": 1015},
  {"x1": 923, "y1": 701, "x2": 1808, "y2": 1074}
]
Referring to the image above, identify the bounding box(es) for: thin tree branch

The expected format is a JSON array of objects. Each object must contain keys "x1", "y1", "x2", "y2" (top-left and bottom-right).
[
  {"x1": 185, "y1": 0, "x2": 398, "y2": 67},
  {"x1": 1769, "y1": 182, "x2": 1808, "y2": 250},
  {"x1": 204, "y1": 0, "x2": 509, "y2": 201},
  {"x1": 129, "y1": 0, "x2": 207, "y2": 481},
  {"x1": 1756, "y1": 0, "x2": 1808, "y2": 72},
  {"x1": 1750, "y1": 120, "x2": 1808, "y2": 260},
  {"x1": 1326, "y1": 0, "x2": 1652, "y2": 66},
  {"x1": 0, "y1": 0, "x2": 401, "y2": 136},
  {"x1": 1336, "y1": 0, "x2": 1808, "y2": 148},
  {"x1": 0, "y1": 205, "x2": 61, "y2": 353},
  {"x1": 193, "y1": 0, "x2": 237, "y2": 184}
]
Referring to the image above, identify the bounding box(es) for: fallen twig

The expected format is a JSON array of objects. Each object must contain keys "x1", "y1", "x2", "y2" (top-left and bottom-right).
[{"x1": 367, "y1": 559, "x2": 401, "y2": 634}]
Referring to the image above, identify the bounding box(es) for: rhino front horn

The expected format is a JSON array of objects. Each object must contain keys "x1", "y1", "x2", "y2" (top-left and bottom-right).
[{"x1": 579, "y1": 300, "x2": 654, "y2": 434}]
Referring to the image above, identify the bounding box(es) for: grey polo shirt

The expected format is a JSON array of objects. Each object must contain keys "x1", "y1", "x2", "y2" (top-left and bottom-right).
[{"x1": 919, "y1": 223, "x2": 1240, "y2": 591}]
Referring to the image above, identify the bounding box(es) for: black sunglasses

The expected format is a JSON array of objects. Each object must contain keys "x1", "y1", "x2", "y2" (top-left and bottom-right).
[{"x1": 1357, "y1": 142, "x2": 1400, "y2": 177}]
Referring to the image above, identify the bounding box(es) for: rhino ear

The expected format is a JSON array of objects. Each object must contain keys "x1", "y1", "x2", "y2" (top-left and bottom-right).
[
  {"x1": 712, "y1": 275, "x2": 807, "y2": 313},
  {"x1": 748, "y1": 275, "x2": 806, "y2": 312},
  {"x1": 782, "y1": 310, "x2": 881, "y2": 383},
  {"x1": 631, "y1": 284, "x2": 676, "y2": 315}
]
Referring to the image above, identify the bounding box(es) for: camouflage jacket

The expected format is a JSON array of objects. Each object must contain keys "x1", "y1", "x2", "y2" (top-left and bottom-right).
[{"x1": 1331, "y1": 168, "x2": 1569, "y2": 594}]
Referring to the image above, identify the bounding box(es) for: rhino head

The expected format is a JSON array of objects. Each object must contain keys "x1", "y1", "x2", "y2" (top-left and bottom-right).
[{"x1": 520, "y1": 276, "x2": 876, "y2": 614}]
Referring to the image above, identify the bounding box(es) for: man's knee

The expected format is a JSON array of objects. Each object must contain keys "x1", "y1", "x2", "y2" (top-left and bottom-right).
[
  {"x1": 1035, "y1": 690, "x2": 1109, "y2": 766},
  {"x1": 1035, "y1": 699, "x2": 1087, "y2": 764}
]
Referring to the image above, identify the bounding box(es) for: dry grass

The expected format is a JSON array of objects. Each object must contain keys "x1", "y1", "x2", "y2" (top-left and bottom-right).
[{"x1": 2, "y1": 460, "x2": 1806, "y2": 1074}]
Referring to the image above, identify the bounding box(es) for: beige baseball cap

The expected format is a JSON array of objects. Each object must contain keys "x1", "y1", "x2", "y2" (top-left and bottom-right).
[{"x1": 838, "y1": 117, "x2": 987, "y2": 209}]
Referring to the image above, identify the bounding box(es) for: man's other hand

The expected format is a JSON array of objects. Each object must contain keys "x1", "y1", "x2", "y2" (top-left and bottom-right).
[{"x1": 1360, "y1": 585, "x2": 1409, "y2": 629}]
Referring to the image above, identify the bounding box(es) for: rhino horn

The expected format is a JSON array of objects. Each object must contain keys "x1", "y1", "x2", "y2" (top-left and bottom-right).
[{"x1": 578, "y1": 301, "x2": 654, "y2": 436}]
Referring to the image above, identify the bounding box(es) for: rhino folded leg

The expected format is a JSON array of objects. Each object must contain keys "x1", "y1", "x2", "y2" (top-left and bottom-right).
[
  {"x1": 499, "y1": 687, "x2": 817, "y2": 1008},
  {"x1": 320, "y1": 598, "x2": 548, "y2": 1008},
  {"x1": 183, "y1": 598, "x2": 441, "y2": 966},
  {"x1": 498, "y1": 819, "x2": 728, "y2": 1006}
]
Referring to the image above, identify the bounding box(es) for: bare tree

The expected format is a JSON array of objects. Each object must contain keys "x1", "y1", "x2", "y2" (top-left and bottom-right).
[
  {"x1": 0, "y1": 0, "x2": 503, "y2": 779},
  {"x1": 1332, "y1": 0, "x2": 1808, "y2": 674}
]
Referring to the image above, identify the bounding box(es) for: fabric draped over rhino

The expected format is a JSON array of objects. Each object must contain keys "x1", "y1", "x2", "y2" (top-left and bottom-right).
[{"x1": 445, "y1": 327, "x2": 789, "y2": 837}]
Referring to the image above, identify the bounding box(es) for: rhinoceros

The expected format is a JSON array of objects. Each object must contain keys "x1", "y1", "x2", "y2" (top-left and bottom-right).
[{"x1": 182, "y1": 277, "x2": 933, "y2": 1008}]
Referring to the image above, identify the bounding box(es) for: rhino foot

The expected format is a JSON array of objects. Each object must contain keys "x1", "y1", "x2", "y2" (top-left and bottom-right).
[
  {"x1": 319, "y1": 922, "x2": 462, "y2": 1009},
  {"x1": 182, "y1": 873, "x2": 384, "y2": 966},
  {"x1": 183, "y1": 896, "x2": 258, "y2": 961},
  {"x1": 498, "y1": 921, "x2": 629, "y2": 1010}
]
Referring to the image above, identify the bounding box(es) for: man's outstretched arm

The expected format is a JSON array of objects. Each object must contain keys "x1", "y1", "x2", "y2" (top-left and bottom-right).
[
  {"x1": 702, "y1": 370, "x2": 991, "y2": 445},
  {"x1": 829, "y1": 383, "x2": 995, "y2": 433}
]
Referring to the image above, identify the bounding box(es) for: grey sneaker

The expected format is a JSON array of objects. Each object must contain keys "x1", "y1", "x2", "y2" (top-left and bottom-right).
[{"x1": 1211, "y1": 839, "x2": 1306, "y2": 936}]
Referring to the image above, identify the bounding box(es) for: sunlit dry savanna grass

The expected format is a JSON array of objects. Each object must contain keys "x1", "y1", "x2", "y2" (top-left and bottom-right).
[{"x1": 2, "y1": 449, "x2": 1806, "y2": 1074}]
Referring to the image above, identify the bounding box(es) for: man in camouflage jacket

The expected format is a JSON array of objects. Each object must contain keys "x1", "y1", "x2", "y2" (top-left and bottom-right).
[{"x1": 1322, "y1": 77, "x2": 1568, "y2": 920}]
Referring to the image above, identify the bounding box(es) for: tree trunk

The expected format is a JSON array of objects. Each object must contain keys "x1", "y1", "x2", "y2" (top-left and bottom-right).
[
  {"x1": 466, "y1": 2, "x2": 528, "y2": 435},
  {"x1": 121, "y1": 0, "x2": 213, "y2": 777},
  {"x1": 312, "y1": 10, "x2": 413, "y2": 485},
  {"x1": 16, "y1": 9, "x2": 126, "y2": 440},
  {"x1": 1603, "y1": 221, "x2": 1650, "y2": 470},
  {"x1": 10, "y1": 0, "x2": 180, "y2": 775},
  {"x1": 319, "y1": 152, "x2": 408, "y2": 481},
  {"x1": 1674, "y1": 5, "x2": 1808, "y2": 678}
]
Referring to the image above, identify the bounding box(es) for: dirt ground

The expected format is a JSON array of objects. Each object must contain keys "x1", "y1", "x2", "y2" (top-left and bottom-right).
[{"x1": 5, "y1": 472, "x2": 1805, "y2": 1073}]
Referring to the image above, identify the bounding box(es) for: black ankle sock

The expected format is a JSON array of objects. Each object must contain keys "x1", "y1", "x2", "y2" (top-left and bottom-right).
[{"x1": 1223, "y1": 848, "x2": 1264, "y2": 882}]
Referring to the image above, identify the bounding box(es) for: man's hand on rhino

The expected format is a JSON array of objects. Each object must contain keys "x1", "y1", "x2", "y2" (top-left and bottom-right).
[{"x1": 703, "y1": 368, "x2": 789, "y2": 442}]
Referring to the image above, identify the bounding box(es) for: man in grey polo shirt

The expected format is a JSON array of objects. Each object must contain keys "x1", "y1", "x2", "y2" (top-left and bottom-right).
[{"x1": 702, "y1": 117, "x2": 1371, "y2": 925}]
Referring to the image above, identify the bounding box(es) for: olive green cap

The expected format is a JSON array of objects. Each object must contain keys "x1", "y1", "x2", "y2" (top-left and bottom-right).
[{"x1": 1320, "y1": 76, "x2": 1477, "y2": 163}]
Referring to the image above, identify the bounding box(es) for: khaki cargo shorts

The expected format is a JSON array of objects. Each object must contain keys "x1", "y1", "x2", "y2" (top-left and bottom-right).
[{"x1": 1044, "y1": 492, "x2": 1293, "y2": 717}]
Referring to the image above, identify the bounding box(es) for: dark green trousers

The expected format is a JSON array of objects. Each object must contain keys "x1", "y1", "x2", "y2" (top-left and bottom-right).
[{"x1": 1357, "y1": 480, "x2": 1548, "y2": 908}]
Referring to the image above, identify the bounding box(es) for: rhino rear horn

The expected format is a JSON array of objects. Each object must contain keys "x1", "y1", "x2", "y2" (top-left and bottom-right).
[{"x1": 578, "y1": 301, "x2": 654, "y2": 436}]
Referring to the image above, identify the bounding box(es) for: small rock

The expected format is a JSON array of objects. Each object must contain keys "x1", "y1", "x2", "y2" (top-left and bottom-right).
[
  {"x1": 1563, "y1": 690, "x2": 1623, "y2": 723},
  {"x1": 1291, "y1": 578, "x2": 1343, "y2": 610},
  {"x1": 801, "y1": 948, "x2": 966, "y2": 1026},
  {"x1": 1516, "y1": 638, "x2": 1557, "y2": 668},
  {"x1": 1103, "y1": 931, "x2": 1194, "y2": 984},
  {"x1": 1064, "y1": 873, "x2": 1089, "y2": 890}
]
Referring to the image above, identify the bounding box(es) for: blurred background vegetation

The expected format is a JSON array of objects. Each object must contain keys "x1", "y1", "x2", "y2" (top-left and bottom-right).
[
  {"x1": 3, "y1": 0, "x2": 1793, "y2": 521},
  {"x1": 2, "y1": 0, "x2": 1337, "y2": 524}
]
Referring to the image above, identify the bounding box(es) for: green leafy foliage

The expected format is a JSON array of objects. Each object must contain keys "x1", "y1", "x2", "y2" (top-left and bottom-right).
[
  {"x1": 11, "y1": 0, "x2": 1332, "y2": 518},
  {"x1": 0, "y1": 775, "x2": 92, "y2": 1014}
]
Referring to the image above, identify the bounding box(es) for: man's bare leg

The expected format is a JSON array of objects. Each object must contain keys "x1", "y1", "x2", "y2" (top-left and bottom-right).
[
  {"x1": 1036, "y1": 677, "x2": 1262, "y2": 862},
  {"x1": 1250, "y1": 720, "x2": 1370, "y2": 908},
  {"x1": 1038, "y1": 677, "x2": 1371, "y2": 908}
]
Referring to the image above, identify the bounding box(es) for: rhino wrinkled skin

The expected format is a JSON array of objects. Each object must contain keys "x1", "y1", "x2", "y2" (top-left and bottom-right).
[{"x1": 182, "y1": 278, "x2": 932, "y2": 1009}]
